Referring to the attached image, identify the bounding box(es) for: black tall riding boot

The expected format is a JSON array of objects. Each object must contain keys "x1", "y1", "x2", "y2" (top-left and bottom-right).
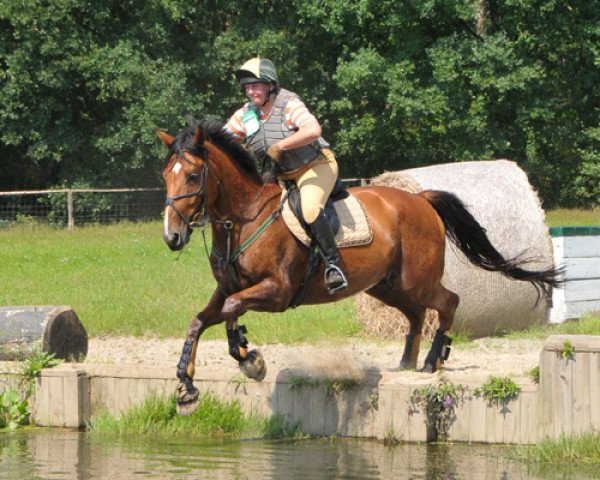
[{"x1": 309, "y1": 209, "x2": 349, "y2": 294}]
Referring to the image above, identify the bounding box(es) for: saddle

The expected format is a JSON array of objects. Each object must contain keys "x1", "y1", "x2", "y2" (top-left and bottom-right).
[
  {"x1": 280, "y1": 179, "x2": 373, "y2": 248},
  {"x1": 282, "y1": 178, "x2": 345, "y2": 235},
  {"x1": 280, "y1": 179, "x2": 373, "y2": 308}
]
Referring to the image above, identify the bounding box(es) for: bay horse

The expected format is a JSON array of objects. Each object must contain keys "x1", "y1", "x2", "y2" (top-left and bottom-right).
[{"x1": 158, "y1": 118, "x2": 562, "y2": 415}]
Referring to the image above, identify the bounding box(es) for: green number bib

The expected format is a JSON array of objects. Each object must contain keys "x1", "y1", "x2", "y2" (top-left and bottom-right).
[{"x1": 242, "y1": 109, "x2": 260, "y2": 137}]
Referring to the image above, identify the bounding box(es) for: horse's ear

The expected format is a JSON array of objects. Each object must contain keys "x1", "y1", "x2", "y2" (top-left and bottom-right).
[
  {"x1": 156, "y1": 129, "x2": 175, "y2": 147},
  {"x1": 193, "y1": 126, "x2": 207, "y2": 146}
]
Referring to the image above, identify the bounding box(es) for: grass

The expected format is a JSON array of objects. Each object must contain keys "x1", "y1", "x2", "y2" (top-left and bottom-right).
[
  {"x1": 88, "y1": 393, "x2": 304, "y2": 440},
  {"x1": 512, "y1": 433, "x2": 600, "y2": 465},
  {"x1": 503, "y1": 313, "x2": 600, "y2": 340},
  {"x1": 0, "y1": 222, "x2": 361, "y2": 342},
  {"x1": 545, "y1": 208, "x2": 600, "y2": 227},
  {"x1": 1, "y1": 205, "x2": 598, "y2": 343}
]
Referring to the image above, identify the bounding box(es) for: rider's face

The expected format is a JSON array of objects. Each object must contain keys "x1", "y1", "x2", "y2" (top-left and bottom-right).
[{"x1": 244, "y1": 82, "x2": 271, "y2": 105}]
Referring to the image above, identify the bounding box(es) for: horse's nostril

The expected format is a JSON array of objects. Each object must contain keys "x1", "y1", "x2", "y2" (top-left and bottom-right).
[{"x1": 172, "y1": 232, "x2": 180, "y2": 245}]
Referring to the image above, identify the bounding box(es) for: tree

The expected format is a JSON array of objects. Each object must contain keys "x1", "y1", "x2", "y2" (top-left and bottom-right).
[{"x1": 0, "y1": 0, "x2": 598, "y2": 207}]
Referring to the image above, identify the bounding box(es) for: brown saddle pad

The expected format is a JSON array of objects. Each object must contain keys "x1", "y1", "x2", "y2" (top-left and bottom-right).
[{"x1": 282, "y1": 191, "x2": 373, "y2": 248}]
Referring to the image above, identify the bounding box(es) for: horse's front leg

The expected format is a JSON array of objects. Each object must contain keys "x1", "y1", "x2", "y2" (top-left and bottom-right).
[
  {"x1": 176, "y1": 288, "x2": 226, "y2": 415},
  {"x1": 221, "y1": 279, "x2": 288, "y2": 382}
]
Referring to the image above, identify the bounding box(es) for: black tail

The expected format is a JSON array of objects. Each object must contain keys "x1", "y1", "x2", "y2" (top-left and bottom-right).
[{"x1": 423, "y1": 190, "x2": 564, "y2": 299}]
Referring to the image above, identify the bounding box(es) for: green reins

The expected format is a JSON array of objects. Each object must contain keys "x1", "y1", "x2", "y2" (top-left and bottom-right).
[{"x1": 204, "y1": 188, "x2": 292, "y2": 290}]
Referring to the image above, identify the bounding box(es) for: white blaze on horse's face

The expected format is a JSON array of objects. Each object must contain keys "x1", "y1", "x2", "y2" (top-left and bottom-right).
[
  {"x1": 163, "y1": 160, "x2": 188, "y2": 241},
  {"x1": 163, "y1": 201, "x2": 171, "y2": 239},
  {"x1": 163, "y1": 161, "x2": 184, "y2": 237},
  {"x1": 162, "y1": 149, "x2": 206, "y2": 251}
]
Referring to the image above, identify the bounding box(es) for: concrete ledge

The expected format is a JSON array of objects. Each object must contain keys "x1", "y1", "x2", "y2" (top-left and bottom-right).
[{"x1": 21, "y1": 335, "x2": 600, "y2": 444}]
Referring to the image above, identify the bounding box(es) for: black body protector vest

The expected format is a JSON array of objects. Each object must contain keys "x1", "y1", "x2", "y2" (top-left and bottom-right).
[{"x1": 245, "y1": 88, "x2": 329, "y2": 173}]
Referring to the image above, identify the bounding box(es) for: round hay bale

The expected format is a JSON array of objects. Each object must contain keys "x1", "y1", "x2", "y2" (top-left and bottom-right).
[
  {"x1": 355, "y1": 297, "x2": 439, "y2": 341},
  {"x1": 358, "y1": 160, "x2": 553, "y2": 339}
]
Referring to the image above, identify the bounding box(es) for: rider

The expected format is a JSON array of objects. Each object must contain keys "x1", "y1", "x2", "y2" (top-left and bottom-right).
[{"x1": 225, "y1": 56, "x2": 348, "y2": 294}]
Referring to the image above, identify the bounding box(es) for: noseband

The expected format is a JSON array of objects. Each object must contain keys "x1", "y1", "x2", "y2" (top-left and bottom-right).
[{"x1": 164, "y1": 152, "x2": 209, "y2": 232}]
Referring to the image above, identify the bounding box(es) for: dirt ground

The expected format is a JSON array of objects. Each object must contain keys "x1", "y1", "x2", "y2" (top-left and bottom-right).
[{"x1": 84, "y1": 335, "x2": 545, "y2": 380}]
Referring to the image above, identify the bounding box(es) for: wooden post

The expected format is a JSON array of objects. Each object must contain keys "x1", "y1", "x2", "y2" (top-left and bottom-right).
[
  {"x1": 539, "y1": 335, "x2": 600, "y2": 439},
  {"x1": 33, "y1": 366, "x2": 90, "y2": 427},
  {"x1": 0, "y1": 306, "x2": 88, "y2": 361},
  {"x1": 67, "y1": 190, "x2": 75, "y2": 230}
]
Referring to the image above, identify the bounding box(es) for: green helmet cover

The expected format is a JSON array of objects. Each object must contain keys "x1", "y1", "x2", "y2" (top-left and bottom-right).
[{"x1": 235, "y1": 57, "x2": 278, "y2": 85}]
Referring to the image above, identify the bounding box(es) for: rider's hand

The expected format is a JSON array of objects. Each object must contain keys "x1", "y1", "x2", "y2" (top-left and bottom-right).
[{"x1": 266, "y1": 143, "x2": 283, "y2": 162}]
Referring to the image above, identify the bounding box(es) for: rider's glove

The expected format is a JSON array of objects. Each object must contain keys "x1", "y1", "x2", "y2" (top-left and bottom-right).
[{"x1": 266, "y1": 143, "x2": 283, "y2": 162}]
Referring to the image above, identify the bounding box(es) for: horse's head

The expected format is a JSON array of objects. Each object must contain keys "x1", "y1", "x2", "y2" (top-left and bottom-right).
[
  {"x1": 158, "y1": 118, "x2": 265, "y2": 250},
  {"x1": 158, "y1": 125, "x2": 208, "y2": 251}
]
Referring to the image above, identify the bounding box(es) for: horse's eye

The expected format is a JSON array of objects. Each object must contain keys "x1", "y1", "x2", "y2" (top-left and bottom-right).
[{"x1": 187, "y1": 173, "x2": 200, "y2": 183}]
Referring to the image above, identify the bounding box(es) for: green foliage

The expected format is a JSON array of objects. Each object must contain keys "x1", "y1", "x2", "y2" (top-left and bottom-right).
[
  {"x1": 288, "y1": 375, "x2": 359, "y2": 396},
  {"x1": 449, "y1": 328, "x2": 472, "y2": 345},
  {"x1": 88, "y1": 393, "x2": 304, "y2": 439},
  {"x1": 261, "y1": 414, "x2": 306, "y2": 439},
  {"x1": 0, "y1": 349, "x2": 62, "y2": 431},
  {"x1": 45, "y1": 183, "x2": 114, "y2": 226},
  {"x1": 474, "y1": 376, "x2": 521, "y2": 406},
  {"x1": 322, "y1": 378, "x2": 359, "y2": 396},
  {"x1": 1, "y1": 1, "x2": 599, "y2": 207},
  {"x1": 289, "y1": 375, "x2": 321, "y2": 392},
  {"x1": 411, "y1": 374, "x2": 464, "y2": 442},
  {"x1": 527, "y1": 365, "x2": 540, "y2": 384},
  {"x1": 20, "y1": 350, "x2": 63, "y2": 387},
  {"x1": 0, "y1": 389, "x2": 29, "y2": 430},
  {"x1": 559, "y1": 340, "x2": 576, "y2": 360}
]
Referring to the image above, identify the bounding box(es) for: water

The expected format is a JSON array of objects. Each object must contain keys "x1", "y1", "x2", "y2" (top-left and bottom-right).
[{"x1": 0, "y1": 429, "x2": 598, "y2": 479}]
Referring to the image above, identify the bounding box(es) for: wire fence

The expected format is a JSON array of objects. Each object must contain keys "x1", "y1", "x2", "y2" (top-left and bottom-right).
[
  {"x1": 0, "y1": 179, "x2": 367, "y2": 229},
  {"x1": 0, "y1": 188, "x2": 165, "y2": 229}
]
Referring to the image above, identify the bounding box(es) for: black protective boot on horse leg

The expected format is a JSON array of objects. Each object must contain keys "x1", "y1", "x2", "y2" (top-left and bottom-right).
[
  {"x1": 309, "y1": 209, "x2": 348, "y2": 294},
  {"x1": 422, "y1": 329, "x2": 453, "y2": 373},
  {"x1": 227, "y1": 324, "x2": 266, "y2": 381},
  {"x1": 176, "y1": 339, "x2": 200, "y2": 415}
]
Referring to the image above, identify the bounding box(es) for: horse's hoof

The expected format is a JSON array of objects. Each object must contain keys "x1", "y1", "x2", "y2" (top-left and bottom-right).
[
  {"x1": 176, "y1": 383, "x2": 200, "y2": 416},
  {"x1": 420, "y1": 363, "x2": 436, "y2": 373},
  {"x1": 240, "y1": 349, "x2": 266, "y2": 381},
  {"x1": 177, "y1": 398, "x2": 201, "y2": 416},
  {"x1": 399, "y1": 360, "x2": 416, "y2": 371}
]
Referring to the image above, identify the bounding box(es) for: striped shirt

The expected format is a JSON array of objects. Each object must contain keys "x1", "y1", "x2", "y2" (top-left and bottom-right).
[{"x1": 225, "y1": 96, "x2": 316, "y2": 141}]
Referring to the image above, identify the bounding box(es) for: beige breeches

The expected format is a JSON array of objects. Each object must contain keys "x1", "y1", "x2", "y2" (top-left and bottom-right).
[{"x1": 291, "y1": 148, "x2": 339, "y2": 224}]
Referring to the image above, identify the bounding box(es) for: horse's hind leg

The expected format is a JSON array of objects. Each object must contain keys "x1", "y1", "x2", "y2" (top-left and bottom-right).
[
  {"x1": 421, "y1": 285, "x2": 460, "y2": 373},
  {"x1": 366, "y1": 285, "x2": 427, "y2": 370}
]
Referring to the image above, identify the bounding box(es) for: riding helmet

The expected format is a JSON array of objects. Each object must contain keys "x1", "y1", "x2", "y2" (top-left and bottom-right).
[{"x1": 235, "y1": 57, "x2": 279, "y2": 85}]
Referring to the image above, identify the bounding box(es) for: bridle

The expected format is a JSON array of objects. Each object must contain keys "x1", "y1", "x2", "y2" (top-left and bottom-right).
[
  {"x1": 164, "y1": 151, "x2": 209, "y2": 232},
  {"x1": 163, "y1": 140, "x2": 291, "y2": 288}
]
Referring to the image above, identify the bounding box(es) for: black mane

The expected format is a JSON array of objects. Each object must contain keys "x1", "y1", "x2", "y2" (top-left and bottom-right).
[{"x1": 168, "y1": 117, "x2": 264, "y2": 184}]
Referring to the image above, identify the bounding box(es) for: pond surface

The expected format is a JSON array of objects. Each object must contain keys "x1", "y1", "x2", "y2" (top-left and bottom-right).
[{"x1": 0, "y1": 429, "x2": 598, "y2": 480}]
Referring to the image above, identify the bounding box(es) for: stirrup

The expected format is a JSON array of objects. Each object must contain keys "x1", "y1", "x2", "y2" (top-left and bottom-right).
[{"x1": 324, "y1": 264, "x2": 348, "y2": 294}]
